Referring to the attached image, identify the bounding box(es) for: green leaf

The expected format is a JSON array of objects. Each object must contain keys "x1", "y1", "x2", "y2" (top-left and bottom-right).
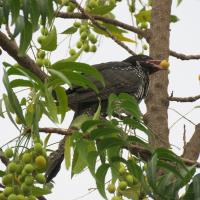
[
  {"x1": 40, "y1": 26, "x2": 57, "y2": 51},
  {"x1": 98, "y1": 137, "x2": 126, "y2": 152},
  {"x1": 64, "y1": 136, "x2": 71, "y2": 170},
  {"x1": 177, "y1": 0, "x2": 183, "y2": 6},
  {"x1": 54, "y1": 86, "x2": 68, "y2": 122},
  {"x1": 51, "y1": 61, "x2": 105, "y2": 87},
  {"x1": 95, "y1": 164, "x2": 110, "y2": 199},
  {"x1": 0, "y1": 98, "x2": 5, "y2": 118},
  {"x1": 3, "y1": 94, "x2": 19, "y2": 130},
  {"x1": 13, "y1": 15, "x2": 25, "y2": 37},
  {"x1": 193, "y1": 174, "x2": 200, "y2": 199},
  {"x1": 135, "y1": 10, "x2": 151, "y2": 24},
  {"x1": 90, "y1": 4, "x2": 115, "y2": 15},
  {"x1": 127, "y1": 159, "x2": 143, "y2": 180},
  {"x1": 47, "y1": 0, "x2": 54, "y2": 24},
  {"x1": 19, "y1": 20, "x2": 32, "y2": 55},
  {"x1": 93, "y1": 100, "x2": 101, "y2": 120},
  {"x1": 32, "y1": 186, "x2": 51, "y2": 197},
  {"x1": 36, "y1": 0, "x2": 48, "y2": 25},
  {"x1": 127, "y1": 135, "x2": 148, "y2": 148},
  {"x1": 87, "y1": 151, "x2": 98, "y2": 176},
  {"x1": 10, "y1": 0, "x2": 20, "y2": 24},
  {"x1": 61, "y1": 26, "x2": 78, "y2": 34},
  {"x1": 170, "y1": 15, "x2": 179, "y2": 23},
  {"x1": 44, "y1": 133, "x2": 51, "y2": 148},
  {"x1": 90, "y1": 127, "x2": 121, "y2": 140},
  {"x1": 147, "y1": 154, "x2": 157, "y2": 188},
  {"x1": 10, "y1": 79, "x2": 33, "y2": 88},
  {"x1": 3, "y1": 70, "x2": 26, "y2": 125},
  {"x1": 30, "y1": 0, "x2": 40, "y2": 30}
]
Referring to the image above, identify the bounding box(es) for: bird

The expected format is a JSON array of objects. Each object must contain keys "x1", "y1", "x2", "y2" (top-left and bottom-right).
[{"x1": 45, "y1": 54, "x2": 166, "y2": 182}]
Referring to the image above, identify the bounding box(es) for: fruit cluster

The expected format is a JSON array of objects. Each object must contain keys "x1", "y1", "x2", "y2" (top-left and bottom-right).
[
  {"x1": 69, "y1": 22, "x2": 98, "y2": 56},
  {"x1": 0, "y1": 143, "x2": 47, "y2": 200},
  {"x1": 107, "y1": 163, "x2": 139, "y2": 200}
]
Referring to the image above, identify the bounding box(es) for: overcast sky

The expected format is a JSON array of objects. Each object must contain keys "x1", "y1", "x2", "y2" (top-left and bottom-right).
[{"x1": 0, "y1": 0, "x2": 200, "y2": 199}]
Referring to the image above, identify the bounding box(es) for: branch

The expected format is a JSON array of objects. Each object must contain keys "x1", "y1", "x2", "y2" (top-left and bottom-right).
[
  {"x1": 69, "y1": 0, "x2": 137, "y2": 55},
  {"x1": 168, "y1": 94, "x2": 200, "y2": 102},
  {"x1": 0, "y1": 31, "x2": 48, "y2": 81},
  {"x1": 182, "y1": 123, "x2": 200, "y2": 161},
  {"x1": 56, "y1": 11, "x2": 149, "y2": 39},
  {"x1": 170, "y1": 50, "x2": 200, "y2": 60},
  {"x1": 38, "y1": 126, "x2": 200, "y2": 167}
]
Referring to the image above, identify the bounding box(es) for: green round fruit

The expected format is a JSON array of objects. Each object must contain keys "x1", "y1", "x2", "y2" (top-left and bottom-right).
[
  {"x1": 118, "y1": 165, "x2": 126, "y2": 175},
  {"x1": 0, "y1": 193, "x2": 6, "y2": 200},
  {"x1": 2, "y1": 174, "x2": 13, "y2": 186},
  {"x1": 35, "y1": 173, "x2": 46, "y2": 184},
  {"x1": 83, "y1": 43, "x2": 90, "y2": 52},
  {"x1": 21, "y1": 183, "x2": 31, "y2": 195},
  {"x1": 73, "y1": 21, "x2": 81, "y2": 28},
  {"x1": 25, "y1": 176, "x2": 34, "y2": 186},
  {"x1": 43, "y1": 58, "x2": 51, "y2": 66},
  {"x1": 140, "y1": 22, "x2": 148, "y2": 29},
  {"x1": 80, "y1": 32, "x2": 88, "y2": 40},
  {"x1": 34, "y1": 143, "x2": 43, "y2": 154},
  {"x1": 67, "y1": 3, "x2": 76, "y2": 12},
  {"x1": 118, "y1": 181, "x2": 127, "y2": 191},
  {"x1": 18, "y1": 175, "x2": 25, "y2": 183},
  {"x1": 24, "y1": 164, "x2": 34, "y2": 174},
  {"x1": 125, "y1": 174, "x2": 135, "y2": 185},
  {"x1": 79, "y1": 25, "x2": 88, "y2": 33},
  {"x1": 37, "y1": 51, "x2": 46, "y2": 59},
  {"x1": 88, "y1": 33, "x2": 97, "y2": 44},
  {"x1": 4, "y1": 148, "x2": 13, "y2": 159},
  {"x1": 22, "y1": 153, "x2": 32, "y2": 164},
  {"x1": 107, "y1": 183, "x2": 115, "y2": 193},
  {"x1": 3, "y1": 187, "x2": 13, "y2": 197},
  {"x1": 35, "y1": 155, "x2": 46, "y2": 169},
  {"x1": 7, "y1": 162, "x2": 17, "y2": 173},
  {"x1": 69, "y1": 49, "x2": 76, "y2": 56},
  {"x1": 36, "y1": 59, "x2": 44, "y2": 66},
  {"x1": 37, "y1": 35, "x2": 46, "y2": 44},
  {"x1": 76, "y1": 41, "x2": 83, "y2": 49},
  {"x1": 16, "y1": 164, "x2": 23, "y2": 175},
  {"x1": 27, "y1": 195, "x2": 36, "y2": 200},
  {"x1": 40, "y1": 27, "x2": 48, "y2": 35},
  {"x1": 8, "y1": 194, "x2": 17, "y2": 200},
  {"x1": 88, "y1": 0, "x2": 98, "y2": 8},
  {"x1": 90, "y1": 45, "x2": 97, "y2": 52},
  {"x1": 17, "y1": 194, "x2": 26, "y2": 200}
]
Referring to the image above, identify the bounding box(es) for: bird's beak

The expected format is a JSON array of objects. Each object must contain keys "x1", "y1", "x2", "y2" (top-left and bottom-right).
[{"x1": 147, "y1": 59, "x2": 170, "y2": 70}]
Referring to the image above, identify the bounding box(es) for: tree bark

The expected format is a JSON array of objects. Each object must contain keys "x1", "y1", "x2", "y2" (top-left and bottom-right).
[{"x1": 144, "y1": 0, "x2": 172, "y2": 148}]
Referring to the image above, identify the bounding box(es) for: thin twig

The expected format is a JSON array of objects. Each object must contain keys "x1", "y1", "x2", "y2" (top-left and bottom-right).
[
  {"x1": 183, "y1": 124, "x2": 186, "y2": 148},
  {"x1": 170, "y1": 50, "x2": 200, "y2": 60},
  {"x1": 70, "y1": 0, "x2": 137, "y2": 55},
  {"x1": 168, "y1": 94, "x2": 200, "y2": 102}
]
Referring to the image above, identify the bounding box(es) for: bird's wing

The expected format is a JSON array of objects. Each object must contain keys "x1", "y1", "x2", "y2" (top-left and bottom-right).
[{"x1": 68, "y1": 61, "x2": 143, "y2": 108}]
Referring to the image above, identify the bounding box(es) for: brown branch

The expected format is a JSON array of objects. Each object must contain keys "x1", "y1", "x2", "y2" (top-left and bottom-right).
[
  {"x1": 170, "y1": 50, "x2": 200, "y2": 60},
  {"x1": 168, "y1": 94, "x2": 200, "y2": 102},
  {"x1": 69, "y1": 0, "x2": 137, "y2": 55},
  {"x1": 56, "y1": 11, "x2": 149, "y2": 39},
  {"x1": 0, "y1": 31, "x2": 48, "y2": 82},
  {"x1": 182, "y1": 123, "x2": 200, "y2": 161}
]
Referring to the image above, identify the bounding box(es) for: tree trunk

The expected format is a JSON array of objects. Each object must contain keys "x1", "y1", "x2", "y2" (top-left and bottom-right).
[{"x1": 144, "y1": 0, "x2": 172, "y2": 148}]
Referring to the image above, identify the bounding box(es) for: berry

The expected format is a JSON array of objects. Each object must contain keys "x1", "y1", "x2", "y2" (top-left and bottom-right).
[
  {"x1": 8, "y1": 194, "x2": 17, "y2": 200},
  {"x1": 24, "y1": 164, "x2": 34, "y2": 174},
  {"x1": 90, "y1": 45, "x2": 97, "y2": 52},
  {"x1": 111, "y1": 196, "x2": 122, "y2": 200},
  {"x1": 37, "y1": 36, "x2": 46, "y2": 44},
  {"x1": 22, "y1": 153, "x2": 32, "y2": 164},
  {"x1": 143, "y1": 44, "x2": 148, "y2": 50},
  {"x1": 28, "y1": 195, "x2": 36, "y2": 200},
  {"x1": 34, "y1": 143, "x2": 43, "y2": 154},
  {"x1": 4, "y1": 148, "x2": 13, "y2": 158},
  {"x1": 35, "y1": 155, "x2": 47, "y2": 169},
  {"x1": 35, "y1": 173, "x2": 46, "y2": 184},
  {"x1": 25, "y1": 176, "x2": 34, "y2": 186},
  {"x1": 118, "y1": 165, "x2": 126, "y2": 175},
  {"x1": 118, "y1": 181, "x2": 127, "y2": 190},
  {"x1": 2, "y1": 174, "x2": 13, "y2": 186},
  {"x1": 37, "y1": 51, "x2": 45, "y2": 59},
  {"x1": 0, "y1": 193, "x2": 6, "y2": 200},
  {"x1": 88, "y1": 33, "x2": 97, "y2": 44},
  {"x1": 76, "y1": 41, "x2": 83, "y2": 49},
  {"x1": 83, "y1": 43, "x2": 90, "y2": 52},
  {"x1": 160, "y1": 60, "x2": 170, "y2": 69},
  {"x1": 17, "y1": 194, "x2": 26, "y2": 200},
  {"x1": 80, "y1": 32, "x2": 88, "y2": 40},
  {"x1": 36, "y1": 59, "x2": 43, "y2": 66},
  {"x1": 43, "y1": 58, "x2": 51, "y2": 66},
  {"x1": 73, "y1": 21, "x2": 81, "y2": 28},
  {"x1": 125, "y1": 174, "x2": 138, "y2": 185},
  {"x1": 88, "y1": 0, "x2": 98, "y2": 8},
  {"x1": 7, "y1": 162, "x2": 17, "y2": 173},
  {"x1": 140, "y1": 22, "x2": 148, "y2": 29},
  {"x1": 79, "y1": 25, "x2": 88, "y2": 33},
  {"x1": 21, "y1": 183, "x2": 31, "y2": 195},
  {"x1": 69, "y1": 49, "x2": 76, "y2": 56},
  {"x1": 107, "y1": 183, "x2": 115, "y2": 193},
  {"x1": 3, "y1": 187, "x2": 13, "y2": 196}
]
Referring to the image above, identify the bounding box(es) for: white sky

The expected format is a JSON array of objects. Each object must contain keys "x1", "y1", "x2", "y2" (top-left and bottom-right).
[{"x1": 0, "y1": 0, "x2": 200, "y2": 199}]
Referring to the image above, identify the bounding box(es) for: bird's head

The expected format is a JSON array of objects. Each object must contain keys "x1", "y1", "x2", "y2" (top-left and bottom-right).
[{"x1": 123, "y1": 55, "x2": 168, "y2": 74}]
